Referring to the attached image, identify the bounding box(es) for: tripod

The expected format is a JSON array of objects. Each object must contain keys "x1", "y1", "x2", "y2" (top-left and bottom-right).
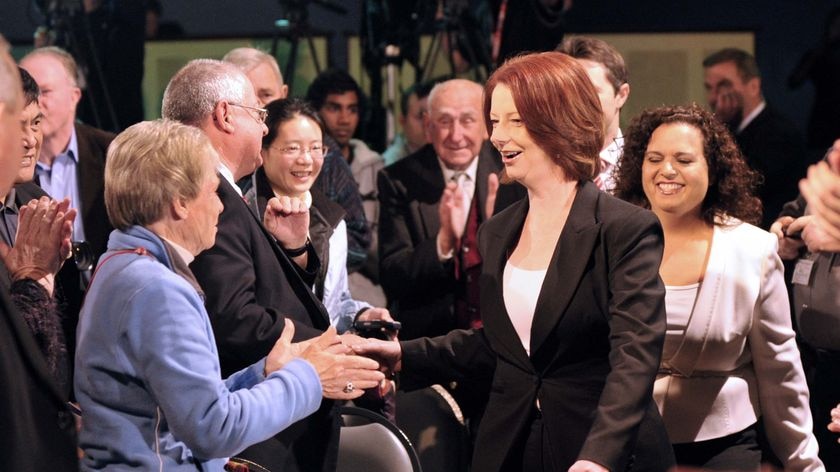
[
  {"x1": 419, "y1": 0, "x2": 492, "y2": 83},
  {"x1": 41, "y1": 0, "x2": 120, "y2": 131},
  {"x1": 272, "y1": 0, "x2": 347, "y2": 90}
]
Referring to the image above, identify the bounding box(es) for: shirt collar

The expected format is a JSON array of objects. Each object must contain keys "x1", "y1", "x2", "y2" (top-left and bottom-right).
[
  {"x1": 737, "y1": 101, "x2": 765, "y2": 134},
  {"x1": 437, "y1": 154, "x2": 479, "y2": 183},
  {"x1": 217, "y1": 163, "x2": 242, "y2": 197},
  {"x1": 36, "y1": 126, "x2": 79, "y2": 171},
  {"x1": 161, "y1": 236, "x2": 195, "y2": 264},
  {"x1": 1, "y1": 188, "x2": 17, "y2": 213},
  {"x1": 599, "y1": 128, "x2": 624, "y2": 166}
]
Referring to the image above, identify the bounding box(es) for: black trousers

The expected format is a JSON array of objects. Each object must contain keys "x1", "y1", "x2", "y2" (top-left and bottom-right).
[{"x1": 673, "y1": 423, "x2": 761, "y2": 471}]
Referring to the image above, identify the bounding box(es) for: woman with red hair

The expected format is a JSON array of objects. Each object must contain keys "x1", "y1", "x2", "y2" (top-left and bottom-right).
[{"x1": 356, "y1": 51, "x2": 673, "y2": 471}]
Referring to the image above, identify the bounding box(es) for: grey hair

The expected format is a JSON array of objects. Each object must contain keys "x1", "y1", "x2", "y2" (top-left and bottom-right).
[
  {"x1": 223, "y1": 47, "x2": 283, "y2": 83},
  {"x1": 161, "y1": 59, "x2": 249, "y2": 126},
  {"x1": 20, "y1": 46, "x2": 85, "y2": 89}
]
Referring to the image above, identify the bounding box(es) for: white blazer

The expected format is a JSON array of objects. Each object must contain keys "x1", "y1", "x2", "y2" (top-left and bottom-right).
[{"x1": 653, "y1": 219, "x2": 824, "y2": 472}]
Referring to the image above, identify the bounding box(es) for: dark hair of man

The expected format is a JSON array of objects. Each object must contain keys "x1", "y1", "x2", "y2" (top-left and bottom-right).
[
  {"x1": 614, "y1": 103, "x2": 762, "y2": 226},
  {"x1": 556, "y1": 36, "x2": 629, "y2": 93},
  {"x1": 262, "y1": 97, "x2": 326, "y2": 149},
  {"x1": 19, "y1": 66, "x2": 40, "y2": 107},
  {"x1": 304, "y1": 68, "x2": 364, "y2": 117},
  {"x1": 399, "y1": 78, "x2": 442, "y2": 118},
  {"x1": 484, "y1": 51, "x2": 603, "y2": 182},
  {"x1": 702, "y1": 48, "x2": 761, "y2": 82}
]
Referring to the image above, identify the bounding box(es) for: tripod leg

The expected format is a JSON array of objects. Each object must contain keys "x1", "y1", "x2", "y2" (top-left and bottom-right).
[
  {"x1": 305, "y1": 34, "x2": 321, "y2": 75},
  {"x1": 284, "y1": 37, "x2": 300, "y2": 91}
]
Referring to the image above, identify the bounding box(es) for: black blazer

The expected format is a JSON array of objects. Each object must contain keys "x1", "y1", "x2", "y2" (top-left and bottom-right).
[
  {"x1": 377, "y1": 142, "x2": 524, "y2": 339},
  {"x1": 0, "y1": 261, "x2": 77, "y2": 470},
  {"x1": 74, "y1": 122, "x2": 114, "y2": 258},
  {"x1": 15, "y1": 181, "x2": 84, "y2": 398},
  {"x1": 190, "y1": 178, "x2": 337, "y2": 472},
  {"x1": 400, "y1": 181, "x2": 674, "y2": 471},
  {"x1": 735, "y1": 105, "x2": 807, "y2": 230}
]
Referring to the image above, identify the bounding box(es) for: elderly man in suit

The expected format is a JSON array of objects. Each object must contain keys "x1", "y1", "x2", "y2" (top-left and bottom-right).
[
  {"x1": 162, "y1": 59, "x2": 382, "y2": 472},
  {"x1": 0, "y1": 34, "x2": 78, "y2": 471}
]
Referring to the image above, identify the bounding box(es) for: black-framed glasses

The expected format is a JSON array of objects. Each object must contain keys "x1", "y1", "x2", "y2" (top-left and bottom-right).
[{"x1": 229, "y1": 103, "x2": 268, "y2": 124}]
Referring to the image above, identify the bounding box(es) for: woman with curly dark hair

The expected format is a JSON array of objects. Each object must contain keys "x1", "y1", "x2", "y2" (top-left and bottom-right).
[{"x1": 615, "y1": 104, "x2": 823, "y2": 471}]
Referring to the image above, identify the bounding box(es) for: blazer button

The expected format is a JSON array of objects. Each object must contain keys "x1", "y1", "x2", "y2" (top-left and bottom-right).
[
  {"x1": 57, "y1": 410, "x2": 72, "y2": 430},
  {"x1": 463, "y1": 246, "x2": 470, "y2": 253}
]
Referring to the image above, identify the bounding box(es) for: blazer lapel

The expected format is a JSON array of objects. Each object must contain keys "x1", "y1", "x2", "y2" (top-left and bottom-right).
[
  {"x1": 529, "y1": 182, "x2": 602, "y2": 356},
  {"x1": 220, "y1": 179, "x2": 331, "y2": 329},
  {"x1": 665, "y1": 224, "x2": 727, "y2": 376},
  {"x1": 481, "y1": 198, "x2": 533, "y2": 369},
  {"x1": 413, "y1": 148, "x2": 447, "y2": 239}
]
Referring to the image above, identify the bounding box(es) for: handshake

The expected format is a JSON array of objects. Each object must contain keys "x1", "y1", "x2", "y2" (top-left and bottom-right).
[{"x1": 264, "y1": 315, "x2": 404, "y2": 401}]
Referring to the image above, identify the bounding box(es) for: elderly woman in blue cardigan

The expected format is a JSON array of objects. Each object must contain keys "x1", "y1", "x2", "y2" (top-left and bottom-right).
[{"x1": 74, "y1": 119, "x2": 383, "y2": 470}]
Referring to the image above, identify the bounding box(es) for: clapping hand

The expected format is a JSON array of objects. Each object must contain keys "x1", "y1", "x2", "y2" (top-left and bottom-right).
[{"x1": 0, "y1": 197, "x2": 76, "y2": 295}]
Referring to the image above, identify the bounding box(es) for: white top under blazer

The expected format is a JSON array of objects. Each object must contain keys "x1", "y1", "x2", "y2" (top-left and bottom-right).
[{"x1": 653, "y1": 218, "x2": 823, "y2": 472}]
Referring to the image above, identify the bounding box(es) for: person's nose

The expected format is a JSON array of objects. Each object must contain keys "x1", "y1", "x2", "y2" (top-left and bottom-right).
[
  {"x1": 490, "y1": 125, "x2": 509, "y2": 149},
  {"x1": 22, "y1": 125, "x2": 37, "y2": 150},
  {"x1": 450, "y1": 121, "x2": 466, "y2": 143},
  {"x1": 661, "y1": 160, "x2": 678, "y2": 178}
]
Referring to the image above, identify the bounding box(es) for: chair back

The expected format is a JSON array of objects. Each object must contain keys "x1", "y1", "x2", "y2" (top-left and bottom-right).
[{"x1": 337, "y1": 406, "x2": 422, "y2": 472}]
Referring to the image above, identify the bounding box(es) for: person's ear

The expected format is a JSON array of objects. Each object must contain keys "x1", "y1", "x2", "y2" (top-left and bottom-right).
[
  {"x1": 171, "y1": 196, "x2": 189, "y2": 220},
  {"x1": 615, "y1": 83, "x2": 630, "y2": 110},
  {"x1": 213, "y1": 102, "x2": 235, "y2": 133},
  {"x1": 279, "y1": 84, "x2": 289, "y2": 100},
  {"x1": 746, "y1": 77, "x2": 761, "y2": 99}
]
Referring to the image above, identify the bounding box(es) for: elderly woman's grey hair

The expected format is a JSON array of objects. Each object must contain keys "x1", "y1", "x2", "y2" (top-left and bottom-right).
[{"x1": 105, "y1": 119, "x2": 219, "y2": 230}]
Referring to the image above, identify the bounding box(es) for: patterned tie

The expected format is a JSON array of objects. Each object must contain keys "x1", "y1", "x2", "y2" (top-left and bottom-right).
[{"x1": 451, "y1": 172, "x2": 472, "y2": 232}]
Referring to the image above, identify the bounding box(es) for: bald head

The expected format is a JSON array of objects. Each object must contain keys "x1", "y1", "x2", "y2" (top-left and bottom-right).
[
  {"x1": 223, "y1": 47, "x2": 287, "y2": 105},
  {"x1": 425, "y1": 79, "x2": 487, "y2": 170}
]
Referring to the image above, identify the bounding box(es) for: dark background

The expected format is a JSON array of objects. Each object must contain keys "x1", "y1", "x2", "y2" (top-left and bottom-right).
[{"x1": 2, "y1": 0, "x2": 838, "y2": 137}]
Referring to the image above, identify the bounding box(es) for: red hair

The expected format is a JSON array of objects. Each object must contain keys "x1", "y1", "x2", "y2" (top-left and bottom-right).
[{"x1": 484, "y1": 51, "x2": 603, "y2": 181}]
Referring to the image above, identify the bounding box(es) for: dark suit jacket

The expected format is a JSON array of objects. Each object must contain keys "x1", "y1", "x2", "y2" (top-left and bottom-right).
[
  {"x1": 15, "y1": 181, "x2": 84, "y2": 398},
  {"x1": 377, "y1": 142, "x2": 524, "y2": 340},
  {"x1": 0, "y1": 260, "x2": 77, "y2": 470},
  {"x1": 74, "y1": 122, "x2": 114, "y2": 258},
  {"x1": 736, "y1": 106, "x2": 808, "y2": 230},
  {"x1": 190, "y1": 178, "x2": 338, "y2": 472},
  {"x1": 400, "y1": 181, "x2": 674, "y2": 471}
]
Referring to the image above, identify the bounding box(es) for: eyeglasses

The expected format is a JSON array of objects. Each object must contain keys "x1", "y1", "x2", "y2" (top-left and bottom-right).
[
  {"x1": 272, "y1": 144, "x2": 328, "y2": 159},
  {"x1": 229, "y1": 103, "x2": 268, "y2": 124}
]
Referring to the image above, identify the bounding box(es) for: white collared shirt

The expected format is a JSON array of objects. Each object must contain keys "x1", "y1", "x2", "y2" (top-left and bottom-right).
[
  {"x1": 597, "y1": 128, "x2": 624, "y2": 194},
  {"x1": 217, "y1": 163, "x2": 242, "y2": 197},
  {"x1": 737, "y1": 101, "x2": 766, "y2": 134}
]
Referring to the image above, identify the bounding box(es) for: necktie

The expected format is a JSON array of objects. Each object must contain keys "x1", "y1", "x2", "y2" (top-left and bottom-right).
[{"x1": 451, "y1": 172, "x2": 472, "y2": 232}]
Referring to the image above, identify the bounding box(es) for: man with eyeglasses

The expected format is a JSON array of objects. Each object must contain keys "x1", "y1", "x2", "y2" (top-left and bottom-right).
[
  {"x1": 162, "y1": 59, "x2": 361, "y2": 472},
  {"x1": 557, "y1": 36, "x2": 630, "y2": 194}
]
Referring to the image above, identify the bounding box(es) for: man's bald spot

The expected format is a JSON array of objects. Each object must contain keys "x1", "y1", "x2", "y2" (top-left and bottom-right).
[{"x1": 427, "y1": 79, "x2": 483, "y2": 112}]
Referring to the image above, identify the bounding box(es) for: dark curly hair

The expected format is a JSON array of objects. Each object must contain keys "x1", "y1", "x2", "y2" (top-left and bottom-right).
[{"x1": 614, "y1": 103, "x2": 762, "y2": 226}]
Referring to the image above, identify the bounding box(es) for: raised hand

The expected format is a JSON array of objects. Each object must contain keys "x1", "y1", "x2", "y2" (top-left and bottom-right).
[
  {"x1": 437, "y1": 181, "x2": 467, "y2": 256},
  {"x1": 485, "y1": 171, "x2": 500, "y2": 220},
  {"x1": 770, "y1": 216, "x2": 807, "y2": 260},
  {"x1": 0, "y1": 197, "x2": 76, "y2": 295},
  {"x1": 800, "y1": 161, "x2": 840, "y2": 243},
  {"x1": 263, "y1": 195, "x2": 310, "y2": 249}
]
